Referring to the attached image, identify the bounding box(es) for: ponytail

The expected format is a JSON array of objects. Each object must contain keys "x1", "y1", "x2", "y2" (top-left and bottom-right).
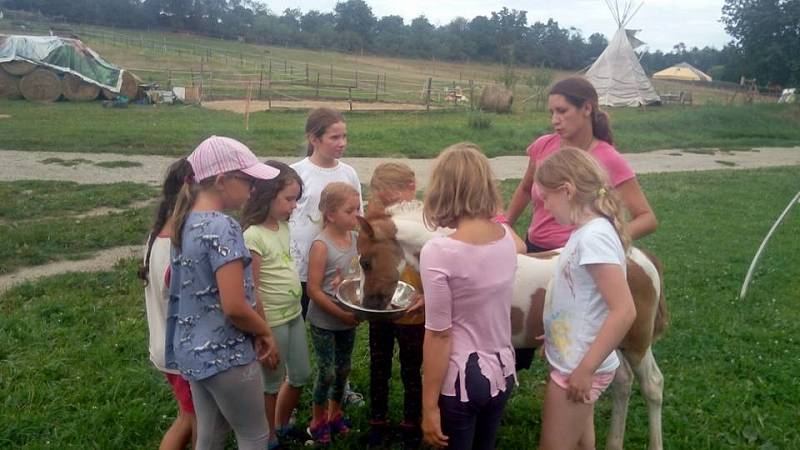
[
  {"x1": 591, "y1": 109, "x2": 614, "y2": 145},
  {"x1": 171, "y1": 181, "x2": 198, "y2": 251},
  {"x1": 138, "y1": 158, "x2": 192, "y2": 282},
  {"x1": 593, "y1": 189, "x2": 630, "y2": 253}
]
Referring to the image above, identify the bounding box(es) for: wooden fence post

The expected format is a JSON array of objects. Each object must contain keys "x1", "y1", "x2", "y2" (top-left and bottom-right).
[
  {"x1": 355, "y1": 70, "x2": 358, "y2": 88},
  {"x1": 316, "y1": 73, "x2": 320, "y2": 98},
  {"x1": 268, "y1": 71, "x2": 272, "y2": 110},
  {"x1": 375, "y1": 74, "x2": 380, "y2": 102},
  {"x1": 348, "y1": 87, "x2": 353, "y2": 111},
  {"x1": 259, "y1": 69, "x2": 263, "y2": 99},
  {"x1": 305, "y1": 63, "x2": 309, "y2": 84},
  {"x1": 469, "y1": 80, "x2": 474, "y2": 110},
  {"x1": 426, "y1": 77, "x2": 432, "y2": 111},
  {"x1": 330, "y1": 64, "x2": 333, "y2": 83},
  {"x1": 452, "y1": 81, "x2": 457, "y2": 107}
]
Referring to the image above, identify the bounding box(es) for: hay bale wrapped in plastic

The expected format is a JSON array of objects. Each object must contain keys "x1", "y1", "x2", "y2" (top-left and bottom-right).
[
  {"x1": 1, "y1": 61, "x2": 37, "y2": 76},
  {"x1": 479, "y1": 84, "x2": 514, "y2": 113},
  {"x1": 120, "y1": 71, "x2": 142, "y2": 99},
  {"x1": 0, "y1": 69, "x2": 22, "y2": 98},
  {"x1": 62, "y1": 73, "x2": 100, "y2": 101},
  {"x1": 102, "y1": 71, "x2": 142, "y2": 100},
  {"x1": 20, "y1": 68, "x2": 62, "y2": 102}
]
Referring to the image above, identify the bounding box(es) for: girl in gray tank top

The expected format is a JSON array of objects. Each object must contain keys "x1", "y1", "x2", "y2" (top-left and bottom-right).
[{"x1": 304, "y1": 181, "x2": 362, "y2": 445}]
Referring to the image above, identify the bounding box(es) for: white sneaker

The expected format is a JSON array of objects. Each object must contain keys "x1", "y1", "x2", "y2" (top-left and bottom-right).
[{"x1": 343, "y1": 382, "x2": 364, "y2": 407}]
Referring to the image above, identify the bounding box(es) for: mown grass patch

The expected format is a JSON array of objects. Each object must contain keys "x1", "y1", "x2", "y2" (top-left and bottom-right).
[
  {"x1": 1, "y1": 166, "x2": 800, "y2": 448},
  {"x1": 1, "y1": 100, "x2": 799, "y2": 157},
  {"x1": 94, "y1": 160, "x2": 144, "y2": 168},
  {"x1": 0, "y1": 180, "x2": 157, "y2": 221}
]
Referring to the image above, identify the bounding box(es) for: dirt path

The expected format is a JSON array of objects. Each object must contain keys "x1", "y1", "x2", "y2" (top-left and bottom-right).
[
  {"x1": 2, "y1": 147, "x2": 799, "y2": 188},
  {"x1": 0, "y1": 245, "x2": 141, "y2": 295},
  {"x1": 1, "y1": 146, "x2": 798, "y2": 294}
]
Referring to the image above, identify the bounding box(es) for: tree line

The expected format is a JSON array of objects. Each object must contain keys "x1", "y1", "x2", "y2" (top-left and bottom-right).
[{"x1": 2, "y1": 0, "x2": 796, "y2": 85}]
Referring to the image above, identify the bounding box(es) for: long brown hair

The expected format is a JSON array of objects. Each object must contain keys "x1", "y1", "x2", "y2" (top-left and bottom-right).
[
  {"x1": 138, "y1": 157, "x2": 192, "y2": 283},
  {"x1": 549, "y1": 76, "x2": 613, "y2": 145},
  {"x1": 240, "y1": 161, "x2": 304, "y2": 230},
  {"x1": 534, "y1": 147, "x2": 630, "y2": 251},
  {"x1": 305, "y1": 107, "x2": 344, "y2": 156}
]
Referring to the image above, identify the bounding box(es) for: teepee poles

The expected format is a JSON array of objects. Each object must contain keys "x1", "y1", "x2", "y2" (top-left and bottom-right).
[{"x1": 739, "y1": 190, "x2": 800, "y2": 300}]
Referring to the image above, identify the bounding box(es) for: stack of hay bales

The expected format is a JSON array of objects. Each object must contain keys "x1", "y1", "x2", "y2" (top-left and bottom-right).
[
  {"x1": 480, "y1": 84, "x2": 514, "y2": 113},
  {"x1": 0, "y1": 61, "x2": 140, "y2": 102}
]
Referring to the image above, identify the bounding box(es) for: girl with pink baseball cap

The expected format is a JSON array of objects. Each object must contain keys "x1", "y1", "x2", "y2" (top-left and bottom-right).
[{"x1": 164, "y1": 136, "x2": 281, "y2": 449}]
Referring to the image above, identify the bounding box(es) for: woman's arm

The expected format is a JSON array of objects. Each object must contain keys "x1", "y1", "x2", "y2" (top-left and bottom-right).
[
  {"x1": 422, "y1": 328, "x2": 452, "y2": 448},
  {"x1": 616, "y1": 178, "x2": 658, "y2": 240},
  {"x1": 505, "y1": 158, "x2": 537, "y2": 226},
  {"x1": 307, "y1": 240, "x2": 359, "y2": 326},
  {"x1": 568, "y1": 263, "x2": 636, "y2": 402}
]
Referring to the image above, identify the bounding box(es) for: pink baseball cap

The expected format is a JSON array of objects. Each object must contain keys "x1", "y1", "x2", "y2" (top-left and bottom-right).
[{"x1": 187, "y1": 136, "x2": 279, "y2": 182}]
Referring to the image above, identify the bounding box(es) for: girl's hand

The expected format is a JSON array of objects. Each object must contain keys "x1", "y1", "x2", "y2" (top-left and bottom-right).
[
  {"x1": 255, "y1": 334, "x2": 280, "y2": 370},
  {"x1": 338, "y1": 311, "x2": 360, "y2": 327},
  {"x1": 567, "y1": 366, "x2": 593, "y2": 403},
  {"x1": 406, "y1": 293, "x2": 425, "y2": 315},
  {"x1": 422, "y1": 406, "x2": 448, "y2": 448}
]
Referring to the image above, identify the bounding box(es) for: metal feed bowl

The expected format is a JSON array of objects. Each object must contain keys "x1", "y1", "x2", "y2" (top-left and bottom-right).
[{"x1": 335, "y1": 278, "x2": 416, "y2": 322}]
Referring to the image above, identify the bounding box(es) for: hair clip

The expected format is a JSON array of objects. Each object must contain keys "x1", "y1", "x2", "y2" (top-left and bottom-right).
[{"x1": 597, "y1": 187, "x2": 608, "y2": 197}]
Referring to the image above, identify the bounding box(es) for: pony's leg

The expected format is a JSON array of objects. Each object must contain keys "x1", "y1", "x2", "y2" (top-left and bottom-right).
[
  {"x1": 606, "y1": 351, "x2": 632, "y2": 450},
  {"x1": 630, "y1": 348, "x2": 664, "y2": 450}
]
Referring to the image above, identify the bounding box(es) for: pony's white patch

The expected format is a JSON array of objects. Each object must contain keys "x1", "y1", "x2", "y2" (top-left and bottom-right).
[{"x1": 629, "y1": 248, "x2": 660, "y2": 300}]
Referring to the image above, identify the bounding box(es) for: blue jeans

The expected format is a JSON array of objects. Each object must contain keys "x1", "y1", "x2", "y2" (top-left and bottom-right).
[{"x1": 438, "y1": 353, "x2": 514, "y2": 450}]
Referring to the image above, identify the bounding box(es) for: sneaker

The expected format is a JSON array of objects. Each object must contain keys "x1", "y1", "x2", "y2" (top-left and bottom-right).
[
  {"x1": 305, "y1": 421, "x2": 331, "y2": 446},
  {"x1": 342, "y1": 383, "x2": 365, "y2": 407},
  {"x1": 267, "y1": 438, "x2": 283, "y2": 450},
  {"x1": 328, "y1": 412, "x2": 351, "y2": 436}
]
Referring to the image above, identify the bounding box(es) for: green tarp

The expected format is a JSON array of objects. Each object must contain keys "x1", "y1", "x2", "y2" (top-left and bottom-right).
[{"x1": 0, "y1": 34, "x2": 123, "y2": 91}]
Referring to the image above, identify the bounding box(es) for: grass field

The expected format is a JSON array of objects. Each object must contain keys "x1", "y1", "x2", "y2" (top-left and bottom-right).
[
  {"x1": 2, "y1": 166, "x2": 799, "y2": 449},
  {"x1": 1, "y1": 100, "x2": 799, "y2": 158},
  {"x1": 0, "y1": 181, "x2": 156, "y2": 274}
]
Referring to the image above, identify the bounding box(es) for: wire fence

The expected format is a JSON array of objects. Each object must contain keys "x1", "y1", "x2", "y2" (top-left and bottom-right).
[{"x1": 74, "y1": 27, "x2": 490, "y2": 110}]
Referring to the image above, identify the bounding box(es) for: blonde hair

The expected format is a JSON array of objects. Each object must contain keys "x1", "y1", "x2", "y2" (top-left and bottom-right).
[
  {"x1": 369, "y1": 162, "x2": 415, "y2": 205},
  {"x1": 534, "y1": 147, "x2": 630, "y2": 251},
  {"x1": 319, "y1": 182, "x2": 359, "y2": 225},
  {"x1": 424, "y1": 142, "x2": 502, "y2": 229}
]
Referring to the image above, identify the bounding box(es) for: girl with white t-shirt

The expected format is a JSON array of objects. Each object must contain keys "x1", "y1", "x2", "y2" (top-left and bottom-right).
[
  {"x1": 289, "y1": 107, "x2": 362, "y2": 318},
  {"x1": 139, "y1": 157, "x2": 197, "y2": 450},
  {"x1": 534, "y1": 147, "x2": 637, "y2": 450}
]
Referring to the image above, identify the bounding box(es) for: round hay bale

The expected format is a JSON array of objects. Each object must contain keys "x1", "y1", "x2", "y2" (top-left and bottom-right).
[
  {"x1": 20, "y1": 68, "x2": 62, "y2": 102},
  {"x1": 1, "y1": 60, "x2": 37, "y2": 76},
  {"x1": 62, "y1": 73, "x2": 100, "y2": 101},
  {"x1": 0, "y1": 69, "x2": 22, "y2": 99},
  {"x1": 120, "y1": 71, "x2": 142, "y2": 99},
  {"x1": 101, "y1": 87, "x2": 116, "y2": 100},
  {"x1": 479, "y1": 84, "x2": 514, "y2": 114}
]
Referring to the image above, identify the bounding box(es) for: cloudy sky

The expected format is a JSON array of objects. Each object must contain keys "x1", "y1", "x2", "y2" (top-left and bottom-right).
[{"x1": 257, "y1": 0, "x2": 731, "y2": 52}]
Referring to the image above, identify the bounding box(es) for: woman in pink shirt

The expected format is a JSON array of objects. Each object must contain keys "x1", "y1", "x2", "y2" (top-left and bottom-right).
[
  {"x1": 505, "y1": 76, "x2": 658, "y2": 371},
  {"x1": 420, "y1": 143, "x2": 521, "y2": 450}
]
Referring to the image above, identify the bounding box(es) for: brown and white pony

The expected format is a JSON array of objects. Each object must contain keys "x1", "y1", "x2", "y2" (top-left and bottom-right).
[{"x1": 356, "y1": 200, "x2": 668, "y2": 450}]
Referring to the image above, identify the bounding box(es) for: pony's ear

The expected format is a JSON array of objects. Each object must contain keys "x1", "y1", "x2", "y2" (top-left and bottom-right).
[{"x1": 357, "y1": 216, "x2": 375, "y2": 238}]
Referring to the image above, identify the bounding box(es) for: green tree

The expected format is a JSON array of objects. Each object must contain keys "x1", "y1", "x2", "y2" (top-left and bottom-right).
[{"x1": 722, "y1": 0, "x2": 800, "y2": 85}]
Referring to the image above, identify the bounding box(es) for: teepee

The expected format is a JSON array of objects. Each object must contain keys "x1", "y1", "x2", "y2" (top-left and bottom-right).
[{"x1": 585, "y1": 1, "x2": 660, "y2": 107}]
